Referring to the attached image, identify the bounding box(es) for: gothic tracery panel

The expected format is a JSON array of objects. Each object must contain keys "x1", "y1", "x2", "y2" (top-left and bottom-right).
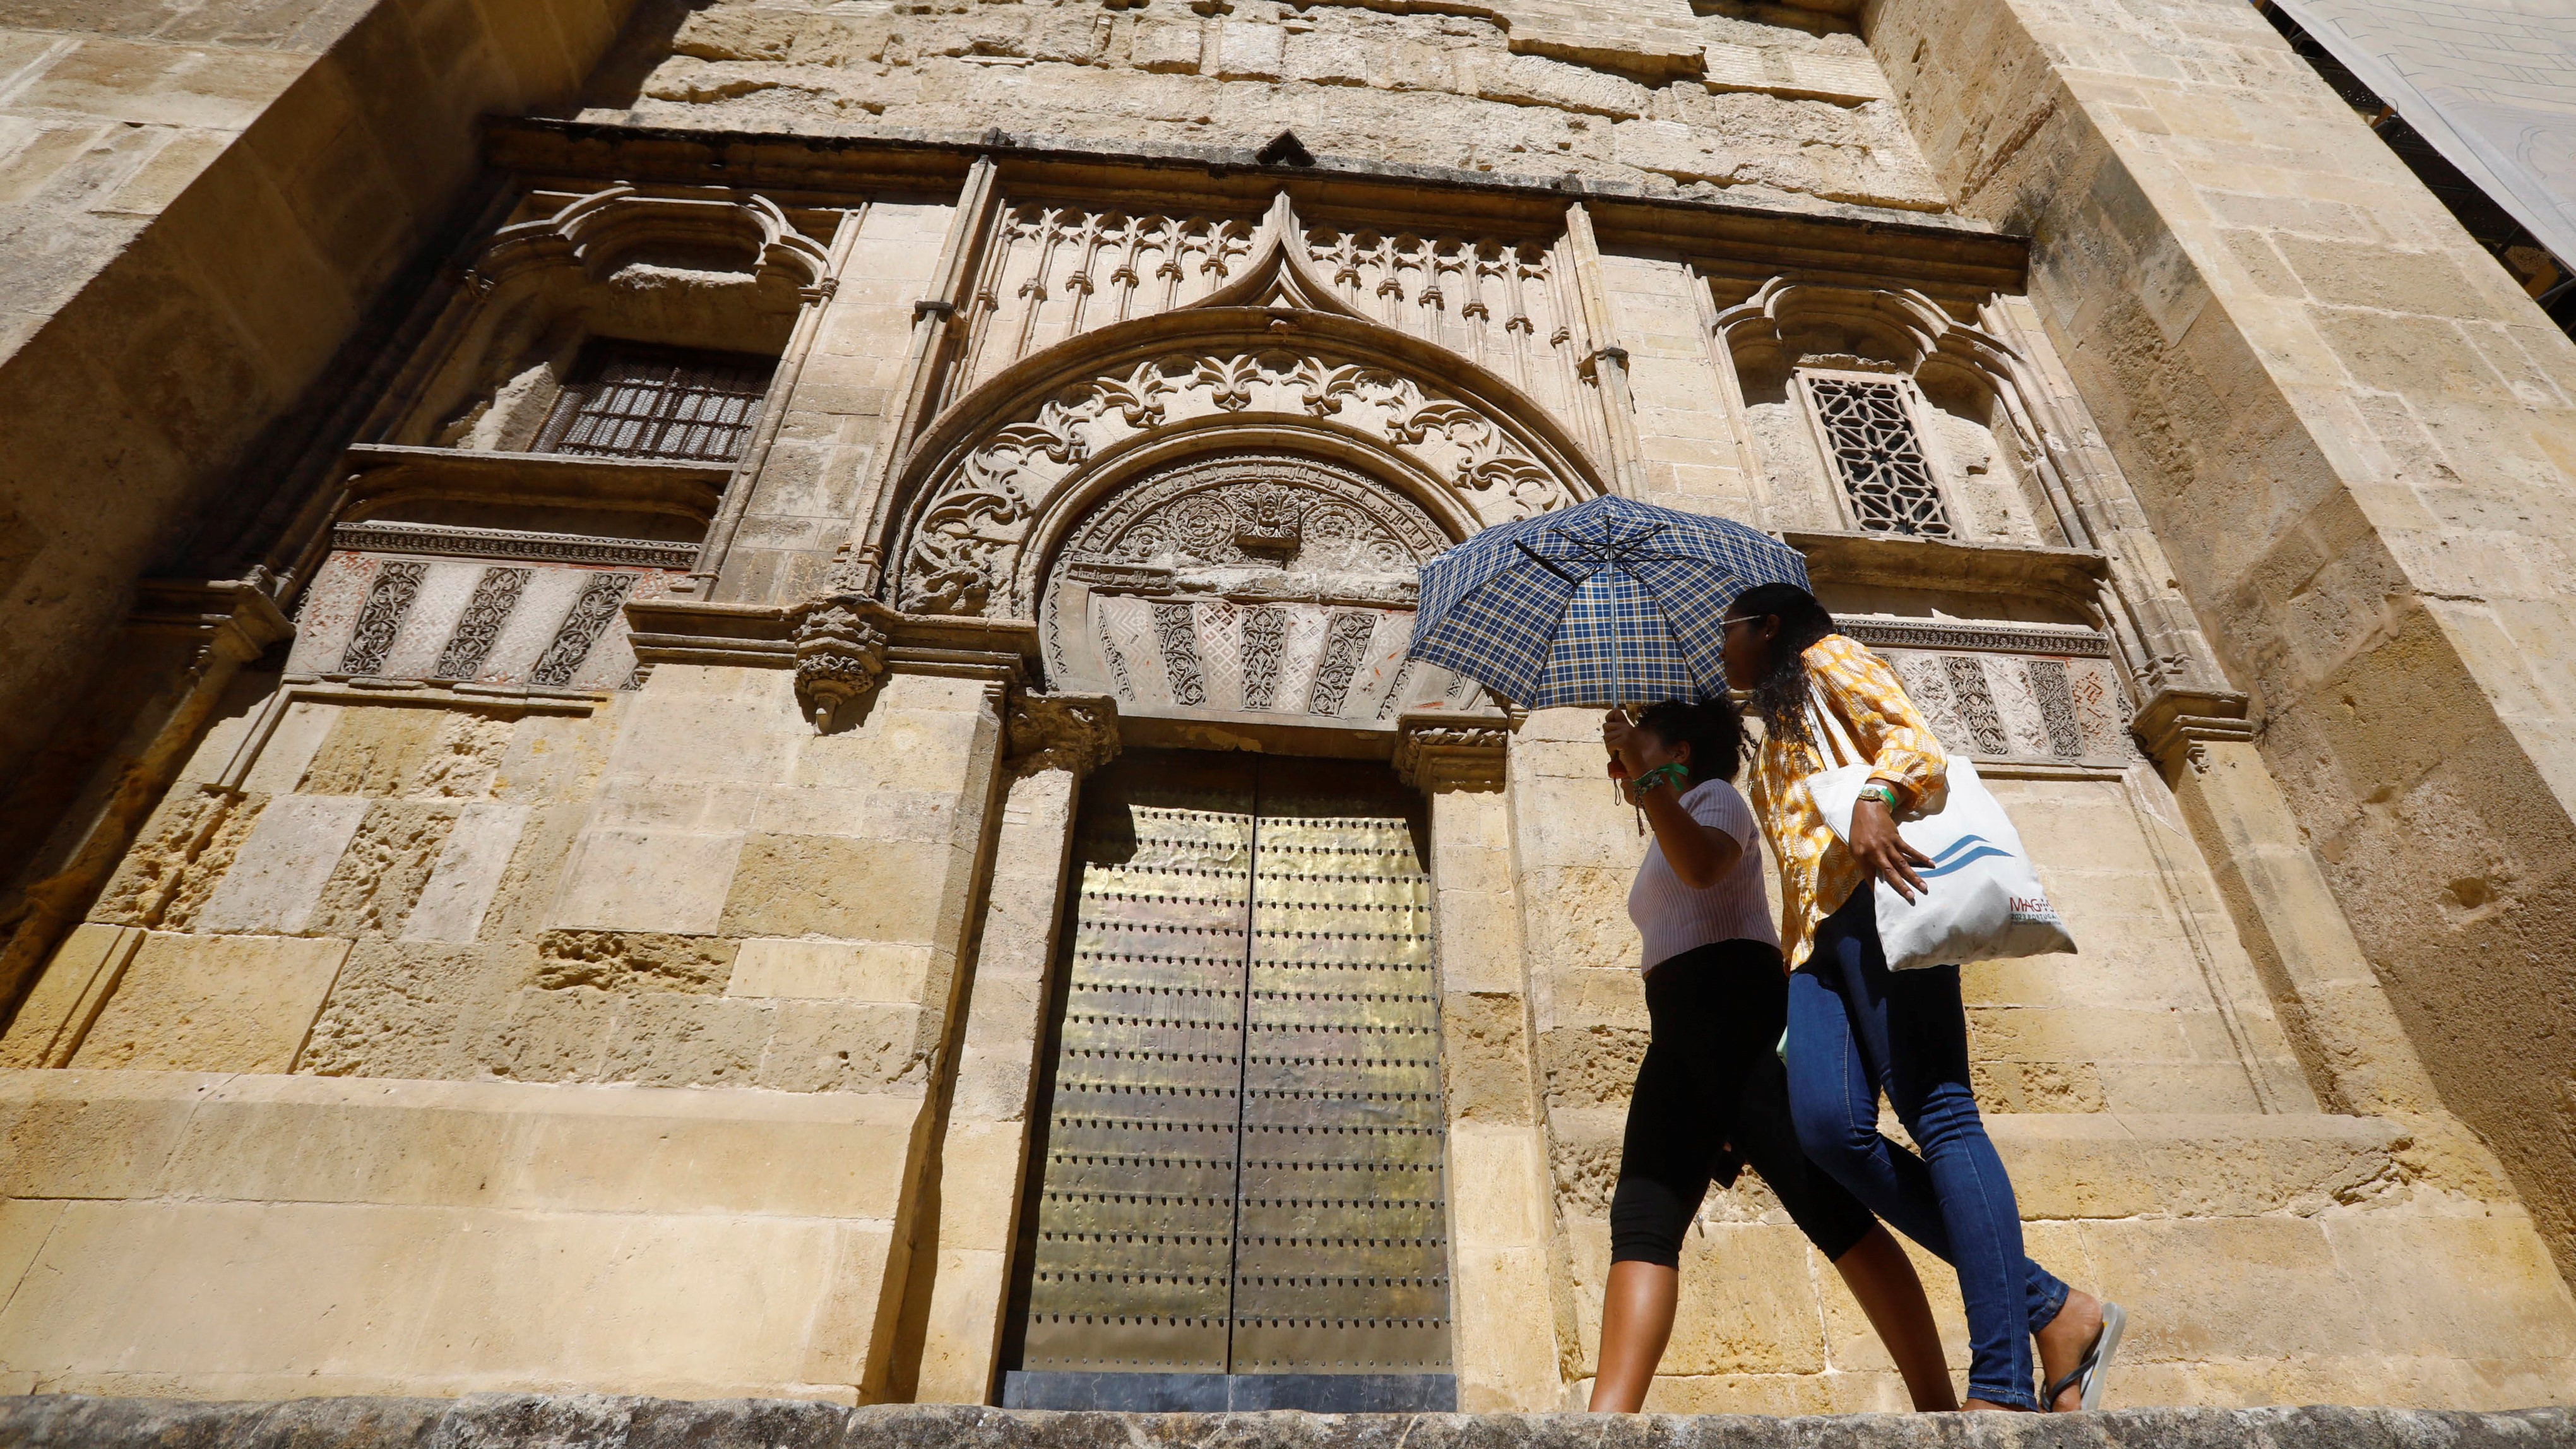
[
  {"x1": 1299, "y1": 225, "x2": 1588, "y2": 435},
  {"x1": 962, "y1": 206, "x2": 1264, "y2": 390}
]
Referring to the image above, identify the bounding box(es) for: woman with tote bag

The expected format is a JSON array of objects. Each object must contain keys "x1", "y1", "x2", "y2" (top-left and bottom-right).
[
  {"x1": 1589, "y1": 696, "x2": 1957, "y2": 1414},
  {"x1": 1718, "y1": 583, "x2": 2126, "y2": 1414}
]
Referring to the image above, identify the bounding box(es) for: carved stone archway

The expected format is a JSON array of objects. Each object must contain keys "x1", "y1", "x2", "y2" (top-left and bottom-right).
[
  {"x1": 893, "y1": 342, "x2": 1594, "y2": 623},
  {"x1": 875, "y1": 194, "x2": 1609, "y2": 628}
]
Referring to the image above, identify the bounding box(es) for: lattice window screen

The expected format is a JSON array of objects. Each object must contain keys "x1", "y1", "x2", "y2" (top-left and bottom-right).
[
  {"x1": 1798, "y1": 371, "x2": 1953, "y2": 537},
  {"x1": 534, "y1": 345, "x2": 776, "y2": 462}
]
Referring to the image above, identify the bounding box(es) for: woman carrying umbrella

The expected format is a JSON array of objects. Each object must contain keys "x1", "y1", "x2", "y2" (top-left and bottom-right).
[
  {"x1": 1408, "y1": 498, "x2": 2116, "y2": 1411},
  {"x1": 1718, "y1": 582, "x2": 2123, "y2": 1414},
  {"x1": 1589, "y1": 693, "x2": 1956, "y2": 1414}
]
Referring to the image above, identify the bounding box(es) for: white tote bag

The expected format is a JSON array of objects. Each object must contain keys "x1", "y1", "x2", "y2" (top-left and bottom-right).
[{"x1": 1801, "y1": 697, "x2": 2077, "y2": 972}]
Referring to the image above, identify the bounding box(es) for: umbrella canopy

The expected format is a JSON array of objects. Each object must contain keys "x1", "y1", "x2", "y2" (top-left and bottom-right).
[{"x1": 1406, "y1": 496, "x2": 1810, "y2": 708}]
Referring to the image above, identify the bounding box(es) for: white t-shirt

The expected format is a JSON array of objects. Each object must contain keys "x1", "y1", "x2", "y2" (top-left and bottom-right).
[{"x1": 1627, "y1": 778, "x2": 1779, "y2": 970}]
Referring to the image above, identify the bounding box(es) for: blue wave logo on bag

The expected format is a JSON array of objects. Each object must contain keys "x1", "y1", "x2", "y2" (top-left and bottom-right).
[
  {"x1": 1805, "y1": 705, "x2": 2077, "y2": 971},
  {"x1": 1920, "y1": 836, "x2": 2012, "y2": 878},
  {"x1": 1916, "y1": 836, "x2": 2064, "y2": 926}
]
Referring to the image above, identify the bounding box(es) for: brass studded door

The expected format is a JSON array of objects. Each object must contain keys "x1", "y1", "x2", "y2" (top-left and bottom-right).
[{"x1": 1011, "y1": 749, "x2": 1450, "y2": 1403}]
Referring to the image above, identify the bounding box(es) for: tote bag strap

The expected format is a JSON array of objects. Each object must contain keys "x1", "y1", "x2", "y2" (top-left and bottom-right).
[{"x1": 1803, "y1": 684, "x2": 1867, "y2": 772}]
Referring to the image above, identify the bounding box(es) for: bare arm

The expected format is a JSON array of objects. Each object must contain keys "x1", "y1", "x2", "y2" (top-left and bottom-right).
[
  {"x1": 1639, "y1": 781, "x2": 1745, "y2": 889},
  {"x1": 1602, "y1": 710, "x2": 1745, "y2": 889},
  {"x1": 1808, "y1": 638, "x2": 1943, "y2": 901}
]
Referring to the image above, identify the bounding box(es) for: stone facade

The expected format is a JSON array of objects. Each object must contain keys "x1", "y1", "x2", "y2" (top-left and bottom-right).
[{"x1": 2, "y1": 0, "x2": 2576, "y2": 1420}]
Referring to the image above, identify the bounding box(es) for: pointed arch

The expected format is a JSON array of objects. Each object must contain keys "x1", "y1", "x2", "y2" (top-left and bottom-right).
[{"x1": 877, "y1": 249, "x2": 1613, "y2": 619}]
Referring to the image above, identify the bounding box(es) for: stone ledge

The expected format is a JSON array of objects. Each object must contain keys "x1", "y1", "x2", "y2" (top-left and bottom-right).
[{"x1": 0, "y1": 1398, "x2": 2571, "y2": 1449}]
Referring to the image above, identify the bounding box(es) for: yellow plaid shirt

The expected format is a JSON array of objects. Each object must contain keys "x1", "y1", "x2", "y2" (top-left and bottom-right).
[{"x1": 1747, "y1": 635, "x2": 1950, "y2": 969}]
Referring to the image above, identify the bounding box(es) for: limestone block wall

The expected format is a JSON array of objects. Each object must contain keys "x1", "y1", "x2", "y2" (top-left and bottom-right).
[
  {"x1": 579, "y1": 0, "x2": 1944, "y2": 213},
  {"x1": 0, "y1": 0, "x2": 650, "y2": 903},
  {"x1": 721, "y1": 199, "x2": 963, "y2": 605},
  {"x1": 0, "y1": 657, "x2": 1011, "y2": 1400},
  {"x1": 1862, "y1": 0, "x2": 2576, "y2": 1287}
]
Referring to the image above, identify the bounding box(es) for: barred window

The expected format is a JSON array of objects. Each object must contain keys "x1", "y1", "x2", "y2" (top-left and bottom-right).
[
  {"x1": 533, "y1": 345, "x2": 776, "y2": 462},
  {"x1": 1800, "y1": 372, "x2": 1952, "y2": 537}
]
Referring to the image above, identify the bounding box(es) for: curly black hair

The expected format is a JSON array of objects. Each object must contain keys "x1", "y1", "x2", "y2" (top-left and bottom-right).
[
  {"x1": 1632, "y1": 695, "x2": 1747, "y2": 788},
  {"x1": 1728, "y1": 582, "x2": 1838, "y2": 749}
]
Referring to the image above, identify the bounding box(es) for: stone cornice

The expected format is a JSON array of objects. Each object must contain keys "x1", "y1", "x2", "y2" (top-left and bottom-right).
[
  {"x1": 484, "y1": 119, "x2": 2029, "y2": 301},
  {"x1": 1838, "y1": 616, "x2": 2113, "y2": 658},
  {"x1": 338, "y1": 444, "x2": 728, "y2": 532},
  {"x1": 331, "y1": 520, "x2": 702, "y2": 571},
  {"x1": 624, "y1": 597, "x2": 1037, "y2": 730},
  {"x1": 1787, "y1": 530, "x2": 2111, "y2": 615}
]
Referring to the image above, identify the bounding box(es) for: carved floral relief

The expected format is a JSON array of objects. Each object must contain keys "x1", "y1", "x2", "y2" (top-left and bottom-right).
[{"x1": 896, "y1": 348, "x2": 1581, "y2": 618}]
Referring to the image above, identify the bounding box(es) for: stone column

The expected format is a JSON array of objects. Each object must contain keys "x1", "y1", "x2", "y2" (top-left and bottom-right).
[
  {"x1": 1398, "y1": 717, "x2": 1563, "y2": 1412},
  {"x1": 2151, "y1": 725, "x2": 2508, "y2": 1182},
  {"x1": 911, "y1": 694, "x2": 1119, "y2": 1404}
]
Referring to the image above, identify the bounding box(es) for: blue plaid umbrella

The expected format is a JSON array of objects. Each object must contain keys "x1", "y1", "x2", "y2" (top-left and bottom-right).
[{"x1": 1407, "y1": 496, "x2": 1810, "y2": 708}]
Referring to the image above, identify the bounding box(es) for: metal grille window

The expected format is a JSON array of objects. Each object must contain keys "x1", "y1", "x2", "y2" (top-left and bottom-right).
[
  {"x1": 1800, "y1": 372, "x2": 1953, "y2": 537},
  {"x1": 533, "y1": 345, "x2": 775, "y2": 462}
]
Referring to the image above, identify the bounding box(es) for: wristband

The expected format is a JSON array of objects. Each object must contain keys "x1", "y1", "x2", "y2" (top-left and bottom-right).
[
  {"x1": 1626, "y1": 762, "x2": 1690, "y2": 800},
  {"x1": 1857, "y1": 782, "x2": 1899, "y2": 810}
]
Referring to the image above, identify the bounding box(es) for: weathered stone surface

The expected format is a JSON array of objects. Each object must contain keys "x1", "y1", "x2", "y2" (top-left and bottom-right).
[
  {"x1": 4, "y1": 0, "x2": 2576, "y2": 1413},
  {"x1": 584, "y1": 0, "x2": 1941, "y2": 212},
  {"x1": 4, "y1": 1398, "x2": 2576, "y2": 1449}
]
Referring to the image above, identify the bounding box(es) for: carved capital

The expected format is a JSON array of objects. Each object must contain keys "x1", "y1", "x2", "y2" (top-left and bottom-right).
[
  {"x1": 130, "y1": 576, "x2": 295, "y2": 678},
  {"x1": 789, "y1": 593, "x2": 896, "y2": 732},
  {"x1": 1393, "y1": 712, "x2": 1511, "y2": 794},
  {"x1": 1008, "y1": 691, "x2": 1122, "y2": 778},
  {"x1": 2132, "y1": 686, "x2": 2255, "y2": 772}
]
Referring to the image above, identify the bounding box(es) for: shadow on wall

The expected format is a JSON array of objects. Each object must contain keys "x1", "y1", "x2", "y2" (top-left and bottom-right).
[{"x1": 581, "y1": 0, "x2": 699, "y2": 112}]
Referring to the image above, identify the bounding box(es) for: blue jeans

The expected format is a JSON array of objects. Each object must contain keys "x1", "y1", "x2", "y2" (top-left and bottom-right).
[{"x1": 1786, "y1": 887, "x2": 2070, "y2": 1410}]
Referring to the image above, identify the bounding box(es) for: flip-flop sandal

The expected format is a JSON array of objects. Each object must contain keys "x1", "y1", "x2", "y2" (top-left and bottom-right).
[{"x1": 2043, "y1": 1301, "x2": 2126, "y2": 1411}]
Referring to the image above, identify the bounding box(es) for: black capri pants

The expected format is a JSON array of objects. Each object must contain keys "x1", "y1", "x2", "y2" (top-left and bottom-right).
[{"x1": 1609, "y1": 938, "x2": 1878, "y2": 1268}]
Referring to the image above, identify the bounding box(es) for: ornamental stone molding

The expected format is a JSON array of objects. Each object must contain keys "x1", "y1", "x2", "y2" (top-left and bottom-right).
[
  {"x1": 472, "y1": 184, "x2": 833, "y2": 297},
  {"x1": 129, "y1": 576, "x2": 296, "y2": 684},
  {"x1": 2132, "y1": 686, "x2": 2258, "y2": 773},
  {"x1": 1393, "y1": 713, "x2": 1511, "y2": 794},
  {"x1": 896, "y1": 347, "x2": 1584, "y2": 617},
  {"x1": 1715, "y1": 277, "x2": 2024, "y2": 390},
  {"x1": 1005, "y1": 692, "x2": 1122, "y2": 778},
  {"x1": 788, "y1": 594, "x2": 894, "y2": 732}
]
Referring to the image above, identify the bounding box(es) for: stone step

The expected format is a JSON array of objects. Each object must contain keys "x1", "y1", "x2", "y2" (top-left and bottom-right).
[
  {"x1": 1548, "y1": 1109, "x2": 2428, "y2": 1224},
  {"x1": 0, "y1": 1395, "x2": 2567, "y2": 1449}
]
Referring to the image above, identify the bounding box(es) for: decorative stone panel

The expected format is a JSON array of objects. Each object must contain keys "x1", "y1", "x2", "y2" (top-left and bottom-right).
[
  {"x1": 1841, "y1": 617, "x2": 2135, "y2": 769},
  {"x1": 897, "y1": 348, "x2": 1583, "y2": 618},
  {"x1": 288, "y1": 529, "x2": 689, "y2": 691},
  {"x1": 1040, "y1": 452, "x2": 1479, "y2": 725}
]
